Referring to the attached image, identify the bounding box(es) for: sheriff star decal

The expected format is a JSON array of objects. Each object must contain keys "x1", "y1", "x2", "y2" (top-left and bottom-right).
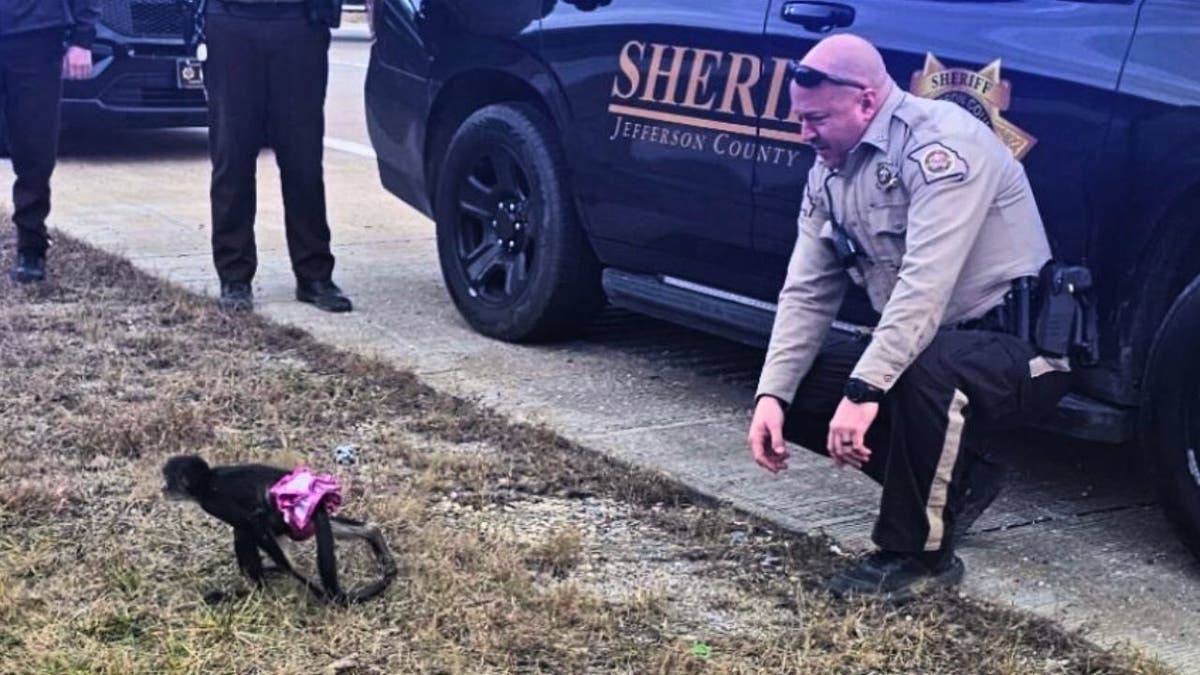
[
  {"x1": 910, "y1": 53, "x2": 1037, "y2": 160},
  {"x1": 908, "y1": 142, "x2": 968, "y2": 184}
]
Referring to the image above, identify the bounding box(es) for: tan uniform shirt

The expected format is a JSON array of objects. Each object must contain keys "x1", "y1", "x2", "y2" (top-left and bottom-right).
[{"x1": 756, "y1": 82, "x2": 1051, "y2": 404}]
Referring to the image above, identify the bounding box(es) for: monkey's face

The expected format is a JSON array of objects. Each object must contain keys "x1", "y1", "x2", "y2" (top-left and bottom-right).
[
  {"x1": 161, "y1": 455, "x2": 208, "y2": 501},
  {"x1": 161, "y1": 471, "x2": 194, "y2": 501},
  {"x1": 161, "y1": 479, "x2": 190, "y2": 501}
]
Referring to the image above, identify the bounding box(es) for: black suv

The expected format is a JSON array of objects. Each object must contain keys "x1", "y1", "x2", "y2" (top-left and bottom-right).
[
  {"x1": 64, "y1": 0, "x2": 208, "y2": 131},
  {"x1": 364, "y1": 0, "x2": 1200, "y2": 560},
  {"x1": 0, "y1": 0, "x2": 207, "y2": 149}
]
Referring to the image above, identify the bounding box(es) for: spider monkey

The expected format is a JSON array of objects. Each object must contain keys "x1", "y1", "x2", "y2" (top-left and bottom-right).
[{"x1": 161, "y1": 455, "x2": 397, "y2": 605}]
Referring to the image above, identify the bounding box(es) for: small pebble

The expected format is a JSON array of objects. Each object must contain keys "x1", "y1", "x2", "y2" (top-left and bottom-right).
[{"x1": 334, "y1": 444, "x2": 359, "y2": 465}]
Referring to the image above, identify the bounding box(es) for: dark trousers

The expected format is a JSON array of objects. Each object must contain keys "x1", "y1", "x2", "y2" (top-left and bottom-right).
[
  {"x1": 0, "y1": 30, "x2": 64, "y2": 256},
  {"x1": 205, "y1": 14, "x2": 335, "y2": 283},
  {"x1": 784, "y1": 329, "x2": 1071, "y2": 554}
]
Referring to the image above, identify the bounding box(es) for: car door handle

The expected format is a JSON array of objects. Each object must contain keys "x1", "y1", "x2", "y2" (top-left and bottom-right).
[{"x1": 780, "y1": 1, "x2": 855, "y2": 33}]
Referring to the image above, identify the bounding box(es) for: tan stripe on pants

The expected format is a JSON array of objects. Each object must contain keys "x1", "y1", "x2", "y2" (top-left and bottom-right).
[{"x1": 925, "y1": 388, "x2": 969, "y2": 551}]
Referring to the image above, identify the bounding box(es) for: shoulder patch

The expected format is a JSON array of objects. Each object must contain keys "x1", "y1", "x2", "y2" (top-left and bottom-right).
[{"x1": 907, "y1": 142, "x2": 968, "y2": 184}]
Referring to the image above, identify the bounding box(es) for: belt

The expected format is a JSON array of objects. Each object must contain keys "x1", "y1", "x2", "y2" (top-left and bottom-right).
[
  {"x1": 950, "y1": 275, "x2": 1040, "y2": 336},
  {"x1": 953, "y1": 303, "x2": 1009, "y2": 332}
]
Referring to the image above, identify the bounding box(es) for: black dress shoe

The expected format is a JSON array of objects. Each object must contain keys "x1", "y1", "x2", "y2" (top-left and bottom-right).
[
  {"x1": 296, "y1": 279, "x2": 352, "y2": 313},
  {"x1": 953, "y1": 459, "x2": 1007, "y2": 540},
  {"x1": 10, "y1": 252, "x2": 46, "y2": 283},
  {"x1": 218, "y1": 281, "x2": 253, "y2": 312},
  {"x1": 826, "y1": 550, "x2": 964, "y2": 602}
]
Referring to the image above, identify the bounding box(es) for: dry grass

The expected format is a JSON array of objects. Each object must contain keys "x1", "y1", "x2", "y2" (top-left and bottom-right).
[{"x1": 0, "y1": 233, "x2": 1175, "y2": 675}]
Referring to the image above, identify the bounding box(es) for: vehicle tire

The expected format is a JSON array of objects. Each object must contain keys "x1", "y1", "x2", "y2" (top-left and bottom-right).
[
  {"x1": 433, "y1": 102, "x2": 604, "y2": 342},
  {"x1": 1141, "y1": 273, "x2": 1200, "y2": 562}
]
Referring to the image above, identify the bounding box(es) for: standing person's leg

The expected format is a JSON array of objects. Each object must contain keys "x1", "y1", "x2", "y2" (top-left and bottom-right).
[
  {"x1": 264, "y1": 18, "x2": 345, "y2": 312},
  {"x1": 206, "y1": 14, "x2": 269, "y2": 301},
  {"x1": 3, "y1": 31, "x2": 65, "y2": 283}
]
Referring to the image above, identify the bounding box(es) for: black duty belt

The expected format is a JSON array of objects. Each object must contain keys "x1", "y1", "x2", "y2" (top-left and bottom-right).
[
  {"x1": 954, "y1": 304, "x2": 1010, "y2": 333},
  {"x1": 951, "y1": 276, "x2": 1037, "y2": 336},
  {"x1": 942, "y1": 263, "x2": 1100, "y2": 367}
]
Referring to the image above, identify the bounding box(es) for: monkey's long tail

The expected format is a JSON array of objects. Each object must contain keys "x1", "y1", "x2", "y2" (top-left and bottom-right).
[{"x1": 318, "y1": 512, "x2": 399, "y2": 605}]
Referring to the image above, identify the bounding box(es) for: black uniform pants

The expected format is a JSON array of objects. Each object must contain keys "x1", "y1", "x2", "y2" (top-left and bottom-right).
[
  {"x1": 1, "y1": 30, "x2": 65, "y2": 256},
  {"x1": 783, "y1": 329, "x2": 1070, "y2": 554},
  {"x1": 205, "y1": 14, "x2": 335, "y2": 284}
]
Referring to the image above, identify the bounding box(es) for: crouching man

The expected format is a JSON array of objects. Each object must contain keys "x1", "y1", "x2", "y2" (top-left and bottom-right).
[{"x1": 748, "y1": 34, "x2": 1070, "y2": 601}]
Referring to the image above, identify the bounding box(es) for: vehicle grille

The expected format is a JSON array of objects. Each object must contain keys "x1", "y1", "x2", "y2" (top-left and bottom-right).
[
  {"x1": 101, "y1": 74, "x2": 208, "y2": 109},
  {"x1": 99, "y1": 0, "x2": 188, "y2": 39}
]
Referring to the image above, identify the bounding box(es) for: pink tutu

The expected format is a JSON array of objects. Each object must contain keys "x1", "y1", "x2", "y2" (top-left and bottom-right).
[{"x1": 269, "y1": 467, "x2": 342, "y2": 540}]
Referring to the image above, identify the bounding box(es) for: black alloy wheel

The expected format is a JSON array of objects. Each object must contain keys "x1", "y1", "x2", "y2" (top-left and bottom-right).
[
  {"x1": 451, "y1": 149, "x2": 536, "y2": 306},
  {"x1": 434, "y1": 102, "x2": 603, "y2": 342}
]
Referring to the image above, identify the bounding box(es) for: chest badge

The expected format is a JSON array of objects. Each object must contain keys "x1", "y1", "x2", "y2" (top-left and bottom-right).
[{"x1": 875, "y1": 162, "x2": 899, "y2": 191}]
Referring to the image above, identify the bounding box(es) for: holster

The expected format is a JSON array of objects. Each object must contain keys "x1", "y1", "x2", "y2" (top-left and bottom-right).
[
  {"x1": 972, "y1": 262, "x2": 1099, "y2": 366},
  {"x1": 1030, "y1": 261, "x2": 1100, "y2": 366}
]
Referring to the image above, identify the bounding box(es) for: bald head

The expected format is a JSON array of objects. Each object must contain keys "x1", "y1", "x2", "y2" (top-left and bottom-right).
[
  {"x1": 800, "y1": 34, "x2": 892, "y2": 93},
  {"x1": 788, "y1": 34, "x2": 894, "y2": 168}
]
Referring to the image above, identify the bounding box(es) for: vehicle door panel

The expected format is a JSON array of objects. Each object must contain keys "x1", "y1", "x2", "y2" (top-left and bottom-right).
[{"x1": 540, "y1": 0, "x2": 770, "y2": 297}]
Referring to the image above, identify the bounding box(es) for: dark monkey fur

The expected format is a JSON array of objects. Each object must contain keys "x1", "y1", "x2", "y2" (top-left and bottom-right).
[{"x1": 162, "y1": 455, "x2": 397, "y2": 604}]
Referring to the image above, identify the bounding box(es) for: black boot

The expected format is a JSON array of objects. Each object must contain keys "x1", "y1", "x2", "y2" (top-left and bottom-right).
[
  {"x1": 10, "y1": 251, "x2": 46, "y2": 283},
  {"x1": 296, "y1": 279, "x2": 352, "y2": 313},
  {"x1": 219, "y1": 281, "x2": 254, "y2": 312},
  {"x1": 826, "y1": 550, "x2": 964, "y2": 602}
]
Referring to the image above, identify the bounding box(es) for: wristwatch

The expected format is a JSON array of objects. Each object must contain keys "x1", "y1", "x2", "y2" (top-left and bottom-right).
[{"x1": 844, "y1": 377, "x2": 886, "y2": 404}]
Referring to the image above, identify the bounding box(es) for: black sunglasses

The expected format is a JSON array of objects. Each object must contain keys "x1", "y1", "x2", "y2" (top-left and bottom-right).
[{"x1": 787, "y1": 60, "x2": 867, "y2": 90}]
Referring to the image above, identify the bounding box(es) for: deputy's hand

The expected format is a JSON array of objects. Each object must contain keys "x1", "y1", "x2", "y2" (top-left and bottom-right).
[
  {"x1": 63, "y1": 46, "x2": 93, "y2": 81},
  {"x1": 749, "y1": 395, "x2": 790, "y2": 473},
  {"x1": 826, "y1": 397, "x2": 879, "y2": 470}
]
